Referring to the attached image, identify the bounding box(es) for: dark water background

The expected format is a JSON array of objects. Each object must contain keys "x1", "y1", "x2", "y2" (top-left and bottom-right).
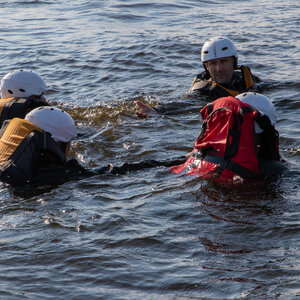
[{"x1": 0, "y1": 0, "x2": 299, "y2": 299}]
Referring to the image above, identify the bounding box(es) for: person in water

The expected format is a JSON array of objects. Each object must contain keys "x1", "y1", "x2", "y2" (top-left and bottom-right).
[
  {"x1": 0, "y1": 106, "x2": 83, "y2": 186},
  {"x1": 0, "y1": 70, "x2": 49, "y2": 127},
  {"x1": 0, "y1": 106, "x2": 186, "y2": 187},
  {"x1": 188, "y1": 36, "x2": 261, "y2": 99},
  {"x1": 171, "y1": 92, "x2": 287, "y2": 183},
  {"x1": 135, "y1": 36, "x2": 262, "y2": 118}
]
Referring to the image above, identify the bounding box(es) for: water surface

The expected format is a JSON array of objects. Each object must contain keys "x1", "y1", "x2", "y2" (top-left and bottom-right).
[{"x1": 0, "y1": 0, "x2": 299, "y2": 299}]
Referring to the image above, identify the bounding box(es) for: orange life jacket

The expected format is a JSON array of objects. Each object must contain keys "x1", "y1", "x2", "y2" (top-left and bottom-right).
[
  {"x1": 190, "y1": 65, "x2": 261, "y2": 100},
  {"x1": 0, "y1": 118, "x2": 66, "y2": 185}
]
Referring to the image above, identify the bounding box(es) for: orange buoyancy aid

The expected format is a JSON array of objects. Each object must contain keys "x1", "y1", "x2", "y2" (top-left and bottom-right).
[
  {"x1": 190, "y1": 65, "x2": 261, "y2": 100},
  {"x1": 0, "y1": 118, "x2": 66, "y2": 185},
  {"x1": 210, "y1": 65, "x2": 257, "y2": 97},
  {"x1": 0, "y1": 97, "x2": 49, "y2": 128}
]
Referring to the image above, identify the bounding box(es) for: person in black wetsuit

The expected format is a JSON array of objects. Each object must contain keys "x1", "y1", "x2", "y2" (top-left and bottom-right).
[
  {"x1": 135, "y1": 36, "x2": 262, "y2": 118},
  {"x1": 188, "y1": 36, "x2": 261, "y2": 99},
  {"x1": 0, "y1": 70, "x2": 50, "y2": 127},
  {"x1": 171, "y1": 92, "x2": 287, "y2": 182},
  {"x1": 0, "y1": 106, "x2": 79, "y2": 186},
  {"x1": 0, "y1": 106, "x2": 185, "y2": 187}
]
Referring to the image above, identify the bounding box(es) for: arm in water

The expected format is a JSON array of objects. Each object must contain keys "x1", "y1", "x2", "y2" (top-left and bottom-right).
[
  {"x1": 135, "y1": 100, "x2": 158, "y2": 118},
  {"x1": 92, "y1": 156, "x2": 187, "y2": 175}
]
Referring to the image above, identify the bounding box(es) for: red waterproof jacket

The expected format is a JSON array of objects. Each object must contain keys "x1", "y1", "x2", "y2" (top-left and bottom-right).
[
  {"x1": 171, "y1": 96, "x2": 281, "y2": 181},
  {"x1": 195, "y1": 96, "x2": 260, "y2": 175}
]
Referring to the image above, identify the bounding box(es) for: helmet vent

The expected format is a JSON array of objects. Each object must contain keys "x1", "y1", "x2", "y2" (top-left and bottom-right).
[
  {"x1": 221, "y1": 47, "x2": 228, "y2": 51},
  {"x1": 8, "y1": 89, "x2": 14, "y2": 95},
  {"x1": 204, "y1": 51, "x2": 209, "y2": 54},
  {"x1": 19, "y1": 89, "x2": 26, "y2": 93}
]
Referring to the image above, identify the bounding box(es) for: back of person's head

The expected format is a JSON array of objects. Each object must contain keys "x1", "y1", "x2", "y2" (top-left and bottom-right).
[
  {"x1": 236, "y1": 92, "x2": 280, "y2": 161},
  {"x1": 1, "y1": 70, "x2": 46, "y2": 99},
  {"x1": 201, "y1": 36, "x2": 238, "y2": 67},
  {"x1": 25, "y1": 106, "x2": 77, "y2": 143},
  {"x1": 236, "y1": 92, "x2": 277, "y2": 126}
]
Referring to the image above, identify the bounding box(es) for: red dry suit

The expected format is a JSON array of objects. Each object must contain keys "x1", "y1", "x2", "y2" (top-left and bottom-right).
[{"x1": 171, "y1": 96, "x2": 281, "y2": 182}]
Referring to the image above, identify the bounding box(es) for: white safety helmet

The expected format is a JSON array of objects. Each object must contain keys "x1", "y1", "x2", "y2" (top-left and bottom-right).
[
  {"x1": 236, "y1": 92, "x2": 278, "y2": 126},
  {"x1": 201, "y1": 36, "x2": 238, "y2": 64},
  {"x1": 1, "y1": 70, "x2": 46, "y2": 99},
  {"x1": 25, "y1": 106, "x2": 77, "y2": 143}
]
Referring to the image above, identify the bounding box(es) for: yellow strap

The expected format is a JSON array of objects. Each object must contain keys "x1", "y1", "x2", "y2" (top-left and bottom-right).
[
  {"x1": 241, "y1": 66, "x2": 254, "y2": 89},
  {"x1": 212, "y1": 66, "x2": 255, "y2": 96},
  {"x1": 0, "y1": 118, "x2": 42, "y2": 165},
  {"x1": 211, "y1": 82, "x2": 240, "y2": 97}
]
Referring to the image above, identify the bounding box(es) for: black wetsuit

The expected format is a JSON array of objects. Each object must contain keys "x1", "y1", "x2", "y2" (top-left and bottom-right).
[
  {"x1": 150, "y1": 66, "x2": 262, "y2": 115},
  {"x1": 35, "y1": 156, "x2": 188, "y2": 186},
  {"x1": 0, "y1": 97, "x2": 49, "y2": 128}
]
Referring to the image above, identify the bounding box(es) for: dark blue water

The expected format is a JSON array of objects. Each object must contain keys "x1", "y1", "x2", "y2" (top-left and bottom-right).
[{"x1": 0, "y1": 0, "x2": 299, "y2": 299}]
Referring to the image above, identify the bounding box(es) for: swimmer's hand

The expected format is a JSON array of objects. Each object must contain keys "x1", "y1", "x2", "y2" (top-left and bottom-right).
[
  {"x1": 185, "y1": 152, "x2": 193, "y2": 159},
  {"x1": 135, "y1": 100, "x2": 158, "y2": 118}
]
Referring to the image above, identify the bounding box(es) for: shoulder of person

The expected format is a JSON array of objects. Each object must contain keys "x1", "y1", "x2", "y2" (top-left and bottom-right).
[
  {"x1": 0, "y1": 97, "x2": 18, "y2": 107},
  {"x1": 189, "y1": 71, "x2": 211, "y2": 92},
  {"x1": 237, "y1": 65, "x2": 262, "y2": 83}
]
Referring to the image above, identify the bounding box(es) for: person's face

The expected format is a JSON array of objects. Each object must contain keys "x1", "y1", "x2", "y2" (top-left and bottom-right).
[{"x1": 205, "y1": 56, "x2": 235, "y2": 84}]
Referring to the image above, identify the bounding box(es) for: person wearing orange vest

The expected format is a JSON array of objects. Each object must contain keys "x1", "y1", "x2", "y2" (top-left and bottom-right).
[
  {"x1": 189, "y1": 36, "x2": 261, "y2": 100},
  {"x1": 0, "y1": 70, "x2": 49, "y2": 127},
  {"x1": 0, "y1": 106, "x2": 186, "y2": 187},
  {"x1": 135, "y1": 36, "x2": 262, "y2": 118},
  {"x1": 0, "y1": 106, "x2": 83, "y2": 186}
]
